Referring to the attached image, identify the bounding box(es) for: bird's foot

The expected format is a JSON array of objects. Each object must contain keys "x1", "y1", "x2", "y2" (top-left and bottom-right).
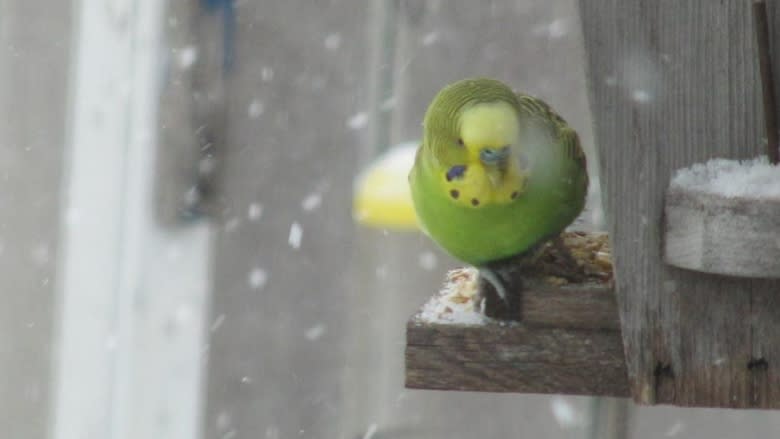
[{"x1": 477, "y1": 267, "x2": 524, "y2": 320}]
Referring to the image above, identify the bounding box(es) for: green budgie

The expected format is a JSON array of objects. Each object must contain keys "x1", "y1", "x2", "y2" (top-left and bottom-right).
[{"x1": 408, "y1": 78, "x2": 588, "y2": 318}]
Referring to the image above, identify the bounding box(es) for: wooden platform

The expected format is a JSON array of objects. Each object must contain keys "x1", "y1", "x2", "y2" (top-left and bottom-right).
[{"x1": 405, "y1": 269, "x2": 628, "y2": 397}]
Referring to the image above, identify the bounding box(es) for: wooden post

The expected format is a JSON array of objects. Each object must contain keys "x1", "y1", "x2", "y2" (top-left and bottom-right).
[
  {"x1": 754, "y1": 0, "x2": 780, "y2": 165},
  {"x1": 580, "y1": 0, "x2": 780, "y2": 407}
]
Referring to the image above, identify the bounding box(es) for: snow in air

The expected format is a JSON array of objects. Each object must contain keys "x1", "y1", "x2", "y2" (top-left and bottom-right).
[
  {"x1": 550, "y1": 396, "x2": 584, "y2": 428},
  {"x1": 304, "y1": 324, "x2": 326, "y2": 341},
  {"x1": 631, "y1": 89, "x2": 651, "y2": 104},
  {"x1": 362, "y1": 424, "x2": 378, "y2": 439},
  {"x1": 210, "y1": 314, "x2": 226, "y2": 332},
  {"x1": 301, "y1": 193, "x2": 322, "y2": 211},
  {"x1": 177, "y1": 45, "x2": 198, "y2": 69},
  {"x1": 532, "y1": 18, "x2": 569, "y2": 39},
  {"x1": 421, "y1": 31, "x2": 440, "y2": 46},
  {"x1": 248, "y1": 99, "x2": 265, "y2": 119},
  {"x1": 216, "y1": 411, "x2": 232, "y2": 432},
  {"x1": 261, "y1": 67, "x2": 274, "y2": 82},
  {"x1": 247, "y1": 203, "x2": 263, "y2": 220},
  {"x1": 248, "y1": 268, "x2": 268, "y2": 289},
  {"x1": 288, "y1": 222, "x2": 303, "y2": 249},
  {"x1": 621, "y1": 52, "x2": 660, "y2": 105},
  {"x1": 671, "y1": 155, "x2": 780, "y2": 199},
  {"x1": 323, "y1": 33, "x2": 342, "y2": 50},
  {"x1": 347, "y1": 111, "x2": 369, "y2": 130},
  {"x1": 665, "y1": 421, "x2": 684, "y2": 437},
  {"x1": 184, "y1": 186, "x2": 200, "y2": 207}
]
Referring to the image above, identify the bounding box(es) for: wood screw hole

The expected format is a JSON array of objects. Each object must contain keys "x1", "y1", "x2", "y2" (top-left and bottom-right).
[
  {"x1": 653, "y1": 362, "x2": 674, "y2": 378},
  {"x1": 748, "y1": 357, "x2": 769, "y2": 371}
]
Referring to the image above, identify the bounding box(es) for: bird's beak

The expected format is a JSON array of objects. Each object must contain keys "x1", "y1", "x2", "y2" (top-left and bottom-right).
[{"x1": 479, "y1": 145, "x2": 510, "y2": 166}]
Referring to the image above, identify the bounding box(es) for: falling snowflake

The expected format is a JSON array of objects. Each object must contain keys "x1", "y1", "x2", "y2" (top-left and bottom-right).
[
  {"x1": 248, "y1": 99, "x2": 265, "y2": 119},
  {"x1": 301, "y1": 193, "x2": 322, "y2": 211},
  {"x1": 288, "y1": 222, "x2": 303, "y2": 249},
  {"x1": 550, "y1": 396, "x2": 583, "y2": 428},
  {"x1": 247, "y1": 203, "x2": 263, "y2": 220},
  {"x1": 347, "y1": 112, "x2": 368, "y2": 130},
  {"x1": 323, "y1": 33, "x2": 342, "y2": 50},
  {"x1": 631, "y1": 89, "x2": 651, "y2": 103},
  {"x1": 304, "y1": 324, "x2": 326, "y2": 341},
  {"x1": 177, "y1": 45, "x2": 198, "y2": 69},
  {"x1": 421, "y1": 31, "x2": 439, "y2": 46},
  {"x1": 210, "y1": 314, "x2": 226, "y2": 332},
  {"x1": 248, "y1": 268, "x2": 268, "y2": 289},
  {"x1": 261, "y1": 67, "x2": 274, "y2": 82}
]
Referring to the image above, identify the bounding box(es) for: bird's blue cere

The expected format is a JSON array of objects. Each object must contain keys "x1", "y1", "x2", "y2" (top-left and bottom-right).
[
  {"x1": 446, "y1": 165, "x2": 467, "y2": 181},
  {"x1": 479, "y1": 146, "x2": 510, "y2": 166}
]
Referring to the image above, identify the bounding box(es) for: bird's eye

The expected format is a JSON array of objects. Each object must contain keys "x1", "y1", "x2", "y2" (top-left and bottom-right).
[{"x1": 456, "y1": 138, "x2": 464, "y2": 147}]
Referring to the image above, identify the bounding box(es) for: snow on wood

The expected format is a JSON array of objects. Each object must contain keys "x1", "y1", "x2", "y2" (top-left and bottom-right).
[
  {"x1": 666, "y1": 156, "x2": 780, "y2": 278},
  {"x1": 406, "y1": 232, "x2": 626, "y2": 395},
  {"x1": 671, "y1": 155, "x2": 780, "y2": 199}
]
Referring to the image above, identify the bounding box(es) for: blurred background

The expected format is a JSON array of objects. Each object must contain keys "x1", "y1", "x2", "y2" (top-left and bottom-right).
[{"x1": 5, "y1": 0, "x2": 780, "y2": 438}]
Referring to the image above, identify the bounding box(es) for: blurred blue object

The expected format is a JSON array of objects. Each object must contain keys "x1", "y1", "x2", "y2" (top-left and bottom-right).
[{"x1": 200, "y1": 0, "x2": 235, "y2": 72}]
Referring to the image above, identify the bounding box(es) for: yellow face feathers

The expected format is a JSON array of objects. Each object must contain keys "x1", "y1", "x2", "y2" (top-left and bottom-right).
[
  {"x1": 436, "y1": 102, "x2": 528, "y2": 208},
  {"x1": 459, "y1": 102, "x2": 520, "y2": 157}
]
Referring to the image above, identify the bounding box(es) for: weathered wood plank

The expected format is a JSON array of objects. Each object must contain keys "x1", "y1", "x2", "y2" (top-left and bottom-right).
[
  {"x1": 580, "y1": 0, "x2": 780, "y2": 407},
  {"x1": 522, "y1": 282, "x2": 620, "y2": 330},
  {"x1": 665, "y1": 188, "x2": 780, "y2": 278},
  {"x1": 405, "y1": 282, "x2": 629, "y2": 396}
]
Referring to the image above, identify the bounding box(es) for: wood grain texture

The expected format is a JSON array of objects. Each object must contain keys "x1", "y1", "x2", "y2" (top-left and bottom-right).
[
  {"x1": 580, "y1": 0, "x2": 780, "y2": 407},
  {"x1": 406, "y1": 282, "x2": 629, "y2": 396},
  {"x1": 521, "y1": 280, "x2": 620, "y2": 330},
  {"x1": 665, "y1": 188, "x2": 780, "y2": 278}
]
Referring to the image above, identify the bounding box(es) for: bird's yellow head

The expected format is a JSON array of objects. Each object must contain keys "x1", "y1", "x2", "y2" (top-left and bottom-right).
[{"x1": 421, "y1": 78, "x2": 528, "y2": 207}]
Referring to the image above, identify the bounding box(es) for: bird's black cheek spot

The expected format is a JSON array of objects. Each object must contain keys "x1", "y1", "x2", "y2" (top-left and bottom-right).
[
  {"x1": 471, "y1": 198, "x2": 480, "y2": 206},
  {"x1": 457, "y1": 138, "x2": 464, "y2": 147},
  {"x1": 445, "y1": 165, "x2": 467, "y2": 182},
  {"x1": 450, "y1": 189, "x2": 460, "y2": 199},
  {"x1": 511, "y1": 191, "x2": 519, "y2": 200}
]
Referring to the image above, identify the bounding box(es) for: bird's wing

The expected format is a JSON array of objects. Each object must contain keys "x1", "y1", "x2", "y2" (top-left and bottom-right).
[{"x1": 515, "y1": 92, "x2": 587, "y2": 174}]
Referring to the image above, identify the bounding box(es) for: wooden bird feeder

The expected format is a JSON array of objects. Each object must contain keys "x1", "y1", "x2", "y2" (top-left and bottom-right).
[{"x1": 405, "y1": 0, "x2": 780, "y2": 409}]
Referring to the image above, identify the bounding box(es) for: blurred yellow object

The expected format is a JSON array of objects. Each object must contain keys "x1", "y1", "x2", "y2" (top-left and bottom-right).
[{"x1": 353, "y1": 142, "x2": 421, "y2": 230}]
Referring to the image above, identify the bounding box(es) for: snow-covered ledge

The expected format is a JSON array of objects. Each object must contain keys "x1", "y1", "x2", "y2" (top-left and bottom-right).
[{"x1": 664, "y1": 156, "x2": 780, "y2": 278}]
